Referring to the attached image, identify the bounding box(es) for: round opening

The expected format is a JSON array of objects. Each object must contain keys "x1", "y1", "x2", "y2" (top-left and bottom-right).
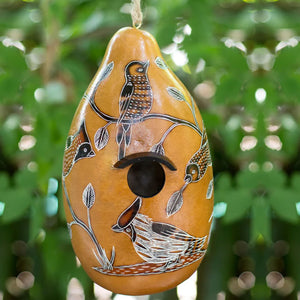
[{"x1": 127, "y1": 160, "x2": 165, "y2": 198}]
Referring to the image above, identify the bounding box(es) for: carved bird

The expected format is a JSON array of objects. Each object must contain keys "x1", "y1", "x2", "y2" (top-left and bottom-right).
[
  {"x1": 63, "y1": 121, "x2": 95, "y2": 177},
  {"x1": 112, "y1": 197, "x2": 206, "y2": 269},
  {"x1": 184, "y1": 128, "x2": 212, "y2": 184},
  {"x1": 166, "y1": 128, "x2": 212, "y2": 217},
  {"x1": 116, "y1": 60, "x2": 153, "y2": 160}
]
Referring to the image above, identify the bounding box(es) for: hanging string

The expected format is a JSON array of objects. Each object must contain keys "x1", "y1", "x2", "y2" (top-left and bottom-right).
[{"x1": 131, "y1": 0, "x2": 143, "y2": 29}]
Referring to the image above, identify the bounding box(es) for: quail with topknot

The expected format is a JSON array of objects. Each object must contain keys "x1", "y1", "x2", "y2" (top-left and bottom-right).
[{"x1": 112, "y1": 197, "x2": 207, "y2": 269}]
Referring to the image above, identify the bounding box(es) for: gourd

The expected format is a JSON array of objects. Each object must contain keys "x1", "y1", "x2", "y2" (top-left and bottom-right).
[{"x1": 62, "y1": 26, "x2": 214, "y2": 295}]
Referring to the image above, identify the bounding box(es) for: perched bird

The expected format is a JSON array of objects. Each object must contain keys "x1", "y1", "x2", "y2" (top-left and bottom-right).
[
  {"x1": 184, "y1": 127, "x2": 212, "y2": 184},
  {"x1": 166, "y1": 127, "x2": 212, "y2": 217},
  {"x1": 116, "y1": 60, "x2": 153, "y2": 160},
  {"x1": 63, "y1": 121, "x2": 95, "y2": 177},
  {"x1": 112, "y1": 197, "x2": 206, "y2": 269}
]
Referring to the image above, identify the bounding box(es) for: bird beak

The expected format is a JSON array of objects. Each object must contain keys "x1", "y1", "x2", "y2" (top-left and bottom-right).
[
  {"x1": 113, "y1": 197, "x2": 142, "y2": 231},
  {"x1": 112, "y1": 224, "x2": 123, "y2": 232},
  {"x1": 89, "y1": 150, "x2": 95, "y2": 157},
  {"x1": 184, "y1": 174, "x2": 192, "y2": 183},
  {"x1": 143, "y1": 60, "x2": 149, "y2": 69}
]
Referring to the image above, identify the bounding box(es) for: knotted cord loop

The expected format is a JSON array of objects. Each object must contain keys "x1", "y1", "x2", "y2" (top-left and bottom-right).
[{"x1": 131, "y1": 0, "x2": 143, "y2": 29}]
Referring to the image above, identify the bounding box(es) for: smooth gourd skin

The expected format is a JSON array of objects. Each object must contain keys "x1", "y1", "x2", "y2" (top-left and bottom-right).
[{"x1": 62, "y1": 27, "x2": 214, "y2": 295}]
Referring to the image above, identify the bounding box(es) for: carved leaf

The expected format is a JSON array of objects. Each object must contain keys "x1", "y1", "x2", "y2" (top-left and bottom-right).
[
  {"x1": 155, "y1": 57, "x2": 168, "y2": 70},
  {"x1": 94, "y1": 126, "x2": 109, "y2": 150},
  {"x1": 109, "y1": 246, "x2": 116, "y2": 268},
  {"x1": 167, "y1": 87, "x2": 186, "y2": 102},
  {"x1": 151, "y1": 143, "x2": 165, "y2": 156},
  {"x1": 206, "y1": 179, "x2": 214, "y2": 199},
  {"x1": 83, "y1": 183, "x2": 95, "y2": 209},
  {"x1": 99, "y1": 61, "x2": 114, "y2": 82},
  {"x1": 67, "y1": 223, "x2": 72, "y2": 239},
  {"x1": 166, "y1": 190, "x2": 183, "y2": 217},
  {"x1": 65, "y1": 136, "x2": 73, "y2": 149}
]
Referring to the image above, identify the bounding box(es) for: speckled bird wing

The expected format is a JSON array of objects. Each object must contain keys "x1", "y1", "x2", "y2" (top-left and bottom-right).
[
  {"x1": 190, "y1": 142, "x2": 211, "y2": 171},
  {"x1": 188, "y1": 129, "x2": 212, "y2": 178},
  {"x1": 151, "y1": 222, "x2": 195, "y2": 242},
  {"x1": 118, "y1": 81, "x2": 134, "y2": 123},
  {"x1": 132, "y1": 215, "x2": 188, "y2": 263}
]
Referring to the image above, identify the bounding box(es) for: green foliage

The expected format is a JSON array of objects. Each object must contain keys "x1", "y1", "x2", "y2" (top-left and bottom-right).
[
  {"x1": 251, "y1": 197, "x2": 271, "y2": 244},
  {"x1": 0, "y1": 0, "x2": 300, "y2": 299}
]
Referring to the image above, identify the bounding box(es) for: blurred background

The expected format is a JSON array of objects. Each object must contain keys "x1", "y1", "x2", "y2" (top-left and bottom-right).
[{"x1": 0, "y1": 0, "x2": 300, "y2": 299}]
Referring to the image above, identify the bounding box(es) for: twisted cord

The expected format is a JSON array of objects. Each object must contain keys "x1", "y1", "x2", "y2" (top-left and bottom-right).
[{"x1": 131, "y1": 0, "x2": 143, "y2": 29}]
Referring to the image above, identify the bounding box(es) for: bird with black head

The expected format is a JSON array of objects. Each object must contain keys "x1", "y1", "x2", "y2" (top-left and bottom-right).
[{"x1": 63, "y1": 121, "x2": 95, "y2": 177}]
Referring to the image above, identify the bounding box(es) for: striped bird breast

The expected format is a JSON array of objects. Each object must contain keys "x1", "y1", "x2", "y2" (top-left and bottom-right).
[
  {"x1": 132, "y1": 215, "x2": 189, "y2": 264},
  {"x1": 63, "y1": 134, "x2": 82, "y2": 175},
  {"x1": 122, "y1": 75, "x2": 153, "y2": 120}
]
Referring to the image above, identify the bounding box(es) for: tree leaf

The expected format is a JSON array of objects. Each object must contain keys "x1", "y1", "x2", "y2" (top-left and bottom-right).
[
  {"x1": 261, "y1": 170, "x2": 286, "y2": 189},
  {"x1": 236, "y1": 170, "x2": 261, "y2": 189},
  {"x1": 167, "y1": 87, "x2": 186, "y2": 102},
  {"x1": 15, "y1": 168, "x2": 37, "y2": 189},
  {"x1": 2, "y1": 188, "x2": 32, "y2": 223},
  {"x1": 166, "y1": 190, "x2": 183, "y2": 217},
  {"x1": 269, "y1": 189, "x2": 298, "y2": 223},
  {"x1": 155, "y1": 57, "x2": 168, "y2": 70},
  {"x1": 29, "y1": 196, "x2": 45, "y2": 242},
  {"x1": 82, "y1": 183, "x2": 95, "y2": 209},
  {"x1": 291, "y1": 172, "x2": 300, "y2": 192},
  {"x1": 223, "y1": 189, "x2": 252, "y2": 223},
  {"x1": 214, "y1": 173, "x2": 232, "y2": 204},
  {"x1": 94, "y1": 126, "x2": 109, "y2": 150},
  {"x1": 237, "y1": 170, "x2": 285, "y2": 190},
  {"x1": 0, "y1": 173, "x2": 9, "y2": 190},
  {"x1": 215, "y1": 173, "x2": 232, "y2": 191}
]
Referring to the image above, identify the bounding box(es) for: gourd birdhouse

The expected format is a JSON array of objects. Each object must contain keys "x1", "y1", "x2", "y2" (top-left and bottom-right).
[{"x1": 62, "y1": 27, "x2": 214, "y2": 295}]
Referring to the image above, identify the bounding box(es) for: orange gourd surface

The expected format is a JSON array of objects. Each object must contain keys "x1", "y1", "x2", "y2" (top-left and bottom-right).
[{"x1": 62, "y1": 27, "x2": 214, "y2": 295}]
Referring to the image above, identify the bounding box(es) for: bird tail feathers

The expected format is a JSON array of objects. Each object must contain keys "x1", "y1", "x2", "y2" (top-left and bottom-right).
[{"x1": 116, "y1": 124, "x2": 131, "y2": 160}]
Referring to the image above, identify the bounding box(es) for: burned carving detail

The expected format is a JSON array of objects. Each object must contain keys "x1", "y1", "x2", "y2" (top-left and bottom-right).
[
  {"x1": 63, "y1": 59, "x2": 213, "y2": 276},
  {"x1": 94, "y1": 197, "x2": 207, "y2": 276}
]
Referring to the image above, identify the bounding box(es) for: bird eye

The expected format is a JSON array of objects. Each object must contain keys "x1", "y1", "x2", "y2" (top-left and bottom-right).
[
  {"x1": 83, "y1": 147, "x2": 88, "y2": 153},
  {"x1": 186, "y1": 164, "x2": 199, "y2": 181},
  {"x1": 127, "y1": 160, "x2": 165, "y2": 198},
  {"x1": 137, "y1": 67, "x2": 144, "y2": 73}
]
